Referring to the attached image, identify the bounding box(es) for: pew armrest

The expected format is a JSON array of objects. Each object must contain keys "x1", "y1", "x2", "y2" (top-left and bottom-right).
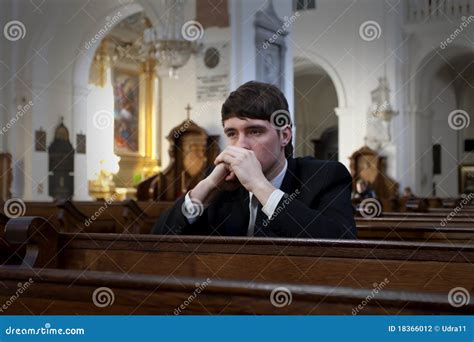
[{"x1": 5, "y1": 216, "x2": 59, "y2": 268}]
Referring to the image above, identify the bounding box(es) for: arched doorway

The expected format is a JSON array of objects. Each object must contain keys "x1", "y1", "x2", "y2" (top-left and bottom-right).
[{"x1": 293, "y1": 57, "x2": 339, "y2": 159}]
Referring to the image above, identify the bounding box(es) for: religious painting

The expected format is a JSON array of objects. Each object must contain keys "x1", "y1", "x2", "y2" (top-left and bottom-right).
[
  {"x1": 459, "y1": 165, "x2": 474, "y2": 194},
  {"x1": 112, "y1": 68, "x2": 140, "y2": 155}
]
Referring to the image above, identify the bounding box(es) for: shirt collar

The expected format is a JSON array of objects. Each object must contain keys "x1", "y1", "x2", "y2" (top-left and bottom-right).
[
  {"x1": 249, "y1": 159, "x2": 288, "y2": 200},
  {"x1": 269, "y1": 158, "x2": 288, "y2": 190}
]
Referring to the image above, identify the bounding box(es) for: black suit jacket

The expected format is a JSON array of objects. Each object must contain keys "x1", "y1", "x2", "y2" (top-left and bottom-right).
[{"x1": 153, "y1": 157, "x2": 357, "y2": 239}]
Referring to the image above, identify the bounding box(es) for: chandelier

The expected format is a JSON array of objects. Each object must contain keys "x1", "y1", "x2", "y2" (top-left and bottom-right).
[{"x1": 142, "y1": 0, "x2": 202, "y2": 78}]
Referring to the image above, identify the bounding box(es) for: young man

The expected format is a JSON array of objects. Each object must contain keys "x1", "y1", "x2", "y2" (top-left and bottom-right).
[{"x1": 153, "y1": 81, "x2": 356, "y2": 239}]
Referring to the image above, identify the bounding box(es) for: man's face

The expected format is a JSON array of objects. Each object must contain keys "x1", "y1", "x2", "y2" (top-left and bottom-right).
[{"x1": 223, "y1": 117, "x2": 289, "y2": 176}]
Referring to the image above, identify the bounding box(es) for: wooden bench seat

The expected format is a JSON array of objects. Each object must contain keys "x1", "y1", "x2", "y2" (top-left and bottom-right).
[
  {"x1": 0, "y1": 267, "x2": 471, "y2": 315},
  {"x1": 3, "y1": 217, "x2": 474, "y2": 296}
]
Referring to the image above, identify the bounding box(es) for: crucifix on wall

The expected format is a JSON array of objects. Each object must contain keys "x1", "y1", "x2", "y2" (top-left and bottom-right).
[{"x1": 185, "y1": 104, "x2": 192, "y2": 121}]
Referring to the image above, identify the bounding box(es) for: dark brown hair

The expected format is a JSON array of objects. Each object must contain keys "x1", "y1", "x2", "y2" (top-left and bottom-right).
[{"x1": 221, "y1": 81, "x2": 293, "y2": 158}]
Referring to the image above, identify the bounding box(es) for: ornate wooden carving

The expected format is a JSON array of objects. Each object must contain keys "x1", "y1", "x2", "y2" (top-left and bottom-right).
[
  {"x1": 137, "y1": 121, "x2": 220, "y2": 201},
  {"x1": 349, "y1": 146, "x2": 398, "y2": 200}
]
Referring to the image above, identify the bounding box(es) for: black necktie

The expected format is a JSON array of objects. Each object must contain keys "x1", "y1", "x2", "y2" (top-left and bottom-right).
[{"x1": 253, "y1": 201, "x2": 268, "y2": 236}]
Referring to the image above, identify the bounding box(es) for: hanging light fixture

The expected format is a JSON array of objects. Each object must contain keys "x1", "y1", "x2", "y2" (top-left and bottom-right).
[{"x1": 142, "y1": 0, "x2": 202, "y2": 78}]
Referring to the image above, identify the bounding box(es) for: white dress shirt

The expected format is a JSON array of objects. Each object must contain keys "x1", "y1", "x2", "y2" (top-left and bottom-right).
[
  {"x1": 246, "y1": 160, "x2": 287, "y2": 236},
  {"x1": 184, "y1": 160, "x2": 288, "y2": 236}
]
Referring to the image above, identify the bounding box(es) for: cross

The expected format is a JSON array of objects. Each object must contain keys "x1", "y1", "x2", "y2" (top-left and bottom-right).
[{"x1": 185, "y1": 104, "x2": 192, "y2": 120}]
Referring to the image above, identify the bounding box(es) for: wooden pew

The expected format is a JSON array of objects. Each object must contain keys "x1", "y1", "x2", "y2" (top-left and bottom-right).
[
  {"x1": 0, "y1": 200, "x2": 172, "y2": 234},
  {"x1": 4, "y1": 198, "x2": 474, "y2": 245},
  {"x1": 0, "y1": 201, "x2": 62, "y2": 228},
  {"x1": 357, "y1": 224, "x2": 474, "y2": 244},
  {"x1": 61, "y1": 199, "x2": 171, "y2": 234},
  {"x1": 0, "y1": 213, "x2": 23, "y2": 265},
  {"x1": 429, "y1": 207, "x2": 474, "y2": 214},
  {"x1": 380, "y1": 211, "x2": 474, "y2": 219},
  {"x1": 0, "y1": 200, "x2": 116, "y2": 233},
  {"x1": 56, "y1": 200, "x2": 116, "y2": 233},
  {"x1": 356, "y1": 216, "x2": 474, "y2": 228},
  {"x1": 355, "y1": 213, "x2": 474, "y2": 243},
  {"x1": 3, "y1": 217, "x2": 474, "y2": 296},
  {"x1": 136, "y1": 200, "x2": 174, "y2": 218},
  {"x1": 0, "y1": 266, "x2": 470, "y2": 314},
  {"x1": 122, "y1": 199, "x2": 172, "y2": 233}
]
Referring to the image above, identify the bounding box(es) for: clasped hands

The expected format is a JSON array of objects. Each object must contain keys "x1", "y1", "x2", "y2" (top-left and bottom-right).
[{"x1": 204, "y1": 146, "x2": 276, "y2": 204}]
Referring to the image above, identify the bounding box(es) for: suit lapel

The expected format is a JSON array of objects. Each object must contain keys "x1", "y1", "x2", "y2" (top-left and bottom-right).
[{"x1": 280, "y1": 157, "x2": 298, "y2": 194}]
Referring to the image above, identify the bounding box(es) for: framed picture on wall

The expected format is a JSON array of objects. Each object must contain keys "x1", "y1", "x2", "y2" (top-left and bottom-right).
[
  {"x1": 35, "y1": 128, "x2": 47, "y2": 152},
  {"x1": 459, "y1": 164, "x2": 474, "y2": 194}
]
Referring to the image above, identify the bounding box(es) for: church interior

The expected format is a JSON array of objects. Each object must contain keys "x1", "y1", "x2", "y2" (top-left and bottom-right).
[{"x1": 0, "y1": 0, "x2": 474, "y2": 315}]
